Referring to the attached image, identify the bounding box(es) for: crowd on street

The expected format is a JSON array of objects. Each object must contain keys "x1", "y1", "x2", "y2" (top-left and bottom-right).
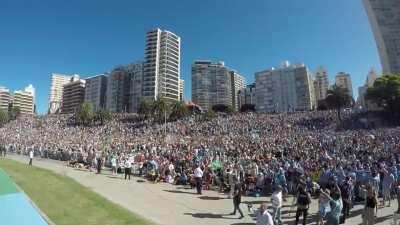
[{"x1": 1, "y1": 110, "x2": 399, "y2": 225}]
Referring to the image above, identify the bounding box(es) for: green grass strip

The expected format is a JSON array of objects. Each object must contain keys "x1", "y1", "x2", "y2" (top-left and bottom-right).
[{"x1": 0, "y1": 159, "x2": 153, "y2": 225}]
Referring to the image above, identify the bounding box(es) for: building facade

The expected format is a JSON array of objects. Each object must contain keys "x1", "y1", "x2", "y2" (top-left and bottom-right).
[
  {"x1": 128, "y1": 62, "x2": 144, "y2": 113},
  {"x1": 255, "y1": 62, "x2": 315, "y2": 113},
  {"x1": 335, "y1": 72, "x2": 353, "y2": 99},
  {"x1": 61, "y1": 79, "x2": 86, "y2": 114},
  {"x1": 192, "y1": 61, "x2": 245, "y2": 111},
  {"x1": 357, "y1": 69, "x2": 379, "y2": 108},
  {"x1": 230, "y1": 71, "x2": 246, "y2": 110},
  {"x1": 13, "y1": 85, "x2": 35, "y2": 115},
  {"x1": 238, "y1": 83, "x2": 256, "y2": 109},
  {"x1": 0, "y1": 87, "x2": 11, "y2": 111},
  {"x1": 84, "y1": 74, "x2": 108, "y2": 111},
  {"x1": 143, "y1": 28, "x2": 181, "y2": 101},
  {"x1": 178, "y1": 79, "x2": 184, "y2": 101},
  {"x1": 106, "y1": 66, "x2": 131, "y2": 113},
  {"x1": 363, "y1": 0, "x2": 400, "y2": 75},
  {"x1": 49, "y1": 73, "x2": 77, "y2": 114},
  {"x1": 314, "y1": 67, "x2": 329, "y2": 104}
]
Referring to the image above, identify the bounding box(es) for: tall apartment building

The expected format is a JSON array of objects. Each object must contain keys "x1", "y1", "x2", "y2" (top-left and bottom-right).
[
  {"x1": 255, "y1": 61, "x2": 315, "y2": 113},
  {"x1": 230, "y1": 71, "x2": 246, "y2": 110},
  {"x1": 13, "y1": 85, "x2": 35, "y2": 115},
  {"x1": 238, "y1": 83, "x2": 256, "y2": 109},
  {"x1": 61, "y1": 78, "x2": 86, "y2": 114},
  {"x1": 128, "y1": 62, "x2": 144, "y2": 113},
  {"x1": 49, "y1": 73, "x2": 77, "y2": 114},
  {"x1": 178, "y1": 79, "x2": 184, "y2": 101},
  {"x1": 0, "y1": 86, "x2": 11, "y2": 111},
  {"x1": 314, "y1": 67, "x2": 329, "y2": 103},
  {"x1": 84, "y1": 74, "x2": 108, "y2": 110},
  {"x1": 192, "y1": 61, "x2": 245, "y2": 111},
  {"x1": 357, "y1": 69, "x2": 379, "y2": 108},
  {"x1": 105, "y1": 62, "x2": 144, "y2": 113},
  {"x1": 143, "y1": 28, "x2": 181, "y2": 101},
  {"x1": 335, "y1": 72, "x2": 353, "y2": 99},
  {"x1": 363, "y1": 0, "x2": 400, "y2": 75}
]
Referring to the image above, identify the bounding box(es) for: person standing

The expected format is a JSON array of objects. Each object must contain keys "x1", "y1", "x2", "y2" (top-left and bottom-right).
[
  {"x1": 125, "y1": 157, "x2": 132, "y2": 180},
  {"x1": 295, "y1": 186, "x2": 311, "y2": 225},
  {"x1": 271, "y1": 185, "x2": 283, "y2": 225},
  {"x1": 111, "y1": 155, "x2": 117, "y2": 176},
  {"x1": 28, "y1": 148, "x2": 34, "y2": 166},
  {"x1": 322, "y1": 184, "x2": 343, "y2": 225},
  {"x1": 230, "y1": 182, "x2": 244, "y2": 219},
  {"x1": 362, "y1": 186, "x2": 378, "y2": 225},
  {"x1": 194, "y1": 165, "x2": 203, "y2": 195}
]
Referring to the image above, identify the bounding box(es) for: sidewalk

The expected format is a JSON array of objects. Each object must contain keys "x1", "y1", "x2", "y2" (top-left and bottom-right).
[{"x1": 7, "y1": 154, "x2": 397, "y2": 225}]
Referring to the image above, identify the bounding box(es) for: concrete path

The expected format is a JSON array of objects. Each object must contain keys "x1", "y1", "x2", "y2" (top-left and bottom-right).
[{"x1": 7, "y1": 155, "x2": 398, "y2": 225}]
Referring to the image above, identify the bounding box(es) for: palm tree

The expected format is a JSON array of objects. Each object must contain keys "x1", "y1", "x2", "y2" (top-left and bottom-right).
[{"x1": 325, "y1": 85, "x2": 352, "y2": 121}]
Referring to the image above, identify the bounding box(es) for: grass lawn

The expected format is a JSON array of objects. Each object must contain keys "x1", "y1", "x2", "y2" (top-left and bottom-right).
[{"x1": 0, "y1": 158, "x2": 153, "y2": 225}]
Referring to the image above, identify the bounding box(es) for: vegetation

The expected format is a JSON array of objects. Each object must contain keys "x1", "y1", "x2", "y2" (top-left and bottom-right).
[
  {"x1": 169, "y1": 101, "x2": 189, "y2": 122},
  {"x1": 76, "y1": 101, "x2": 95, "y2": 126},
  {"x1": 138, "y1": 98, "x2": 191, "y2": 122},
  {"x1": 203, "y1": 109, "x2": 217, "y2": 121},
  {"x1": 212, "y1": 104, "x2": 234, "y2": 114},
  {"x1": 240, "y1": 104, "x2": 256, "y2": 112},
  {"x1": 8, "y1": 106, "x2": 21, "y2": 120},
  {"x1": 0, "y1": 108, "x2": 9, "y2": 126},
  {"x1": 325, "y1": 85, "x2": 352, "y2": 121},
  {"x1": 366, "y1": 74, "x2": 400, "y2": 119},
  {"x1": 0, "y1": 159, "x2": 152, "y2": 225},
  {"x1": 95, "y1": 108, "x2": 112, "y2": 125}
]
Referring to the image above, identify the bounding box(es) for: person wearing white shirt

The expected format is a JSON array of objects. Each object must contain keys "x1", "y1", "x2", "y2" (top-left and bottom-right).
[
  {"x1": 249, "y1": 203, "x2": 274, "y2": 225},
  {"x1": 271, "y1": 186, "x2": 283, "y2": 225},
  {"x1": 194, "y1": 165, "x2": 203, "y2": 194},
  {"x1": 124, "y1": 157, "x2": 132, "y2": 180},
  {"x1": 28, "y1": 149, "x2": 34, "y2": 166}
]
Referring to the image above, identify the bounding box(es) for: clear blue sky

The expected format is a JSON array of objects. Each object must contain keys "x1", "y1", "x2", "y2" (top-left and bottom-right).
[{"x1": 0, "y1": 0, "x2": 380, "y2": 114}]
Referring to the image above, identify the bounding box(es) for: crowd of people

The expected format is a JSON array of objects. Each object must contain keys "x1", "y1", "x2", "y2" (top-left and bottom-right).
[{"x1": 1, "y1": 110, "x2": 399, "y2": 224}]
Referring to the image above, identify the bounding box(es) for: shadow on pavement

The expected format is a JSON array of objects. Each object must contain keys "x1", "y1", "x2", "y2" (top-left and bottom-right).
[
  {"x1": 164, "y1": 189, "x2": 198, "y2": 195},
  {"x1": 184, "y1": 212, "x2": 238, "y2": 220},
  {"x1": 198, "y1": 196, "x2": 225, "y2": 200}
]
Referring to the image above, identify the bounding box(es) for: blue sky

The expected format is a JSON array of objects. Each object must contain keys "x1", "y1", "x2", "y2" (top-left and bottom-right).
[{"x1": 0, "y1": 0, "x2": 380, "y2": 114}]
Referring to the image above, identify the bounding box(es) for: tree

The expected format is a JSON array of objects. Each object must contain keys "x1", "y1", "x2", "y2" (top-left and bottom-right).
[
  {"x1": 240, "y1": 104, "x2": 256, "y2": 112},
  {"x1": 366, "y1": 74, "x2": 400, "y2": 118},
  {"x1": 95, "y1": 108, "x2": 112, "y2": 124},
  {"x1": 325, "y1": 85, "x2": 352, "y2": 121},
  {"x1": 138, "y1": 98, "x2": 153, "y2": 119},
  {"x1": 76, "y1": 102, "x2": 94, "y2": 126},
  {"x1": 169, "y1": 101, "x2": 189, "y2": 121},
  {"x1": 0, "y1": 108, "x2": 9, "y2": 126},
  {"x1": 212, "y1": 104, "x2": 234, "y2": 113},
  {"x1": 203, "y1": 109, "x2": 216, "y2": 121},
  {"x1": 152, "y1": 97, "x2": 169, "y2": 122},
  {"x1": 8, "y1": 106, "x2": 20, "y2": 120}
]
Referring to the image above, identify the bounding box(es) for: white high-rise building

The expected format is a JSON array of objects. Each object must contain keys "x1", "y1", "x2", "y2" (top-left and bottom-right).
[
  {"x1": 363, "y1": 0, "x2": 400, "y2": 74},
  {"x1": 230, "y1": 71, "x2": 246, "y2": 110},
  {"x1": 49, "y1": 73, "x2": 77, "y2": 114},
  {"x1": 61, "y1": 78, "x2": 86, "y2": 114},
  {"x1": 335, "y1": 72, "x2": 353, "y2": 99},
  {"x1": 178, "y1": 79, "x2": 184, "y2": 101},
  {"x1": 255, "y1": 61, "x2": 315, "y2": 113},
  {"x1": 357, "y1": 69, "x2": 379, "y2": 108},
  {"x1": 13, "y1": 85, "x2": 35, "y2": 115},
  {"x1": 0, "y1": 86, "x2": 11, "y2": 111},
  {"x1": 143, "y1": 28, "x2": 181, "y2": 101}
]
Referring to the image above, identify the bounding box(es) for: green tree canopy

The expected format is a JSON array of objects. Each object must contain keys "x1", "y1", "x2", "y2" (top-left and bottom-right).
[
  {"x1": 76, "y1": 102, "x2": 94, "y2": 126},
  {"x1": 95, "y1": 108, "x2": 112, "y2": 124},
  {"x1": 169, "y1": 101, "x2": 189, "y2": 121},
  {"x1": 325, "y1": 85, "x2": 352, "y2": 121},
  {"x1": 366, "y1": 74, "x2": 400, "y2": 118},
  {"x1": 0, "y1": 108, "x2": 9, "y2": 126},
  {"x1": 8, "y1": 106, "x2": 20, "y2": 120}
]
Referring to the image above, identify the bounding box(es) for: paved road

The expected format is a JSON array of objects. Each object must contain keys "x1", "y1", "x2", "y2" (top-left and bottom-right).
[{"x1": 7, "y1": 155, "x2": 398, "y2": 225}]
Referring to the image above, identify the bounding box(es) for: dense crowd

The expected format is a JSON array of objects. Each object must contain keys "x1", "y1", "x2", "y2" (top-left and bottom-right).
[{"x1": 1, "y1": 110, "x2": 399, "y2": 224}]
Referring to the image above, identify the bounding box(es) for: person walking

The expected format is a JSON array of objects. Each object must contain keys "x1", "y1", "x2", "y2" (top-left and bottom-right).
[
  {"x1": 362, "y1": 185, "x2": 378, "y2": 225},
  {"x1": 194, "y1": 165, "x2": 203, "y2": 195},
  {"x1": 295, "y1": 186, "x2": 311, "y2": 225},
  {"x1": 230, "y1": 182, "x2": 244, "y2": 219},
  {"x1": 271, "y1": 185, "x2": 283, "y2": 225},
  {"x1": 28, "y1": 148, "x2": 34, "y2": 166},
  {"x1": 124, "y1": 157, "x2": 132, "y2": 180}
]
